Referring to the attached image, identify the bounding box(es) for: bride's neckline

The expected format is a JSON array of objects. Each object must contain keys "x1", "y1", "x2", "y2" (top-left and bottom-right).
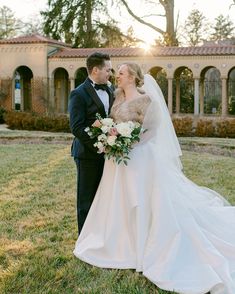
[{"x1": 123, "y1": 94, "x2": 148, "y2": 103}]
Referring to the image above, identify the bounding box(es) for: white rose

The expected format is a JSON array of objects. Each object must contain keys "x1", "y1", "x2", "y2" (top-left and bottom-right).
[
  {"x1": 127, "y1": 121, "x2": 135, "y2": 129},
  {"x1": 116, "y1": 122, "x2": 132, "y2": 137},
  {"x1": 107, "y1": 135, "x2": 117, "y2": 146},
  {"x1": 98, "y1": 134, "x2": 107, "y2": 141},
  {"x1": 97, "y1": 142, "x2": 104, "y2": 149},
  {"x1": 101, "y1": 125, "x2": 109, "y2": 133},
  {"x1": 94, "y1": 141, "x2": 105, "y2": 153},
  {"x1": 101, "y1": 118, "x2": 114, "y2": 127}
]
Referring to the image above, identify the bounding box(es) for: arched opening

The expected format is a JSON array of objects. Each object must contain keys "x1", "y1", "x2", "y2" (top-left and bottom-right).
[
  {"x1": 75, "y1": 67, "x2": 88, "y2": 88},
  {"x1": 149, "y1": 66, "x2": 168, "y2": 102},
  {"x1": 173, "y1": 67, "x2": 194, "y2": 114},
  {"x1": 228, "y1": 67, "x2": 235, "y2": 115},
  {"x1": 13, "y1": 66, "x2": 33, "y2": 111},
  {"x1": 54, "y1": 67, "x2": 69, "y2": 113},
  {"x1": 201, "y1": 67, "x2": 222, "y2": 115}
]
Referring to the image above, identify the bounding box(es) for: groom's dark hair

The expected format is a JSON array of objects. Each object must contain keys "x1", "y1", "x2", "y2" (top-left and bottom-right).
[{"x1": 86, "y1": 52, "x2": 110, "y2": 74}]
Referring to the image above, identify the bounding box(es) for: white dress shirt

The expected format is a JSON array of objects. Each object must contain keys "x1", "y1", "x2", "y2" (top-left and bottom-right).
[{"x1": 90, "y1": 78, "x2": 109, "y2": 116}]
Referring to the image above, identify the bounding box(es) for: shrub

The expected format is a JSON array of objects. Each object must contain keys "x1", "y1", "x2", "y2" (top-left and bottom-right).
[
  {"x1": 21, "y1": 112, "x2": 37, "y2": 130},
  {"x1": 172, "y1": 116, "x2": 193, "y2": 136},
  {"x1": 216, "y1": 119, "x2": 235, "y2": 138},
  {"x1": 195, "y1": 119, "x2": 215, "y2": 137},
  {"x1": 4, "y1": 111, "x2": 70, "y2": 133},
  {"x1": 0, "y1": 106, "x2": 6, "y2": 124},
  {"x1": 4, "y1": 111, "x2": 24, "y2": 129}
]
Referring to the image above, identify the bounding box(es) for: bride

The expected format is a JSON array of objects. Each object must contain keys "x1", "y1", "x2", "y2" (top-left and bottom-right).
[{"x1": 73, "y1": 62, "x2": 235, "y2": 294}]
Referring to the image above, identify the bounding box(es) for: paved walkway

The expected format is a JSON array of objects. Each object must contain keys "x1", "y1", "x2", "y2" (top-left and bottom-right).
[{"x1": 0, "y1": 124, "x2": 10, "y2": 131}]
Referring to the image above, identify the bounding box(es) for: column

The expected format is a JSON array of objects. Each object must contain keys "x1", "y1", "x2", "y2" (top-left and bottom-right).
[
  {"x1": 199, "y1": 78, "x2": 204, "y2": 115},
  {"x1": 48, "y1": 77, "x2": 55, "y2": 112},
  {"x1": 221, "y1": 77, "x2": 227, "y2": 117},
  {"x1": 70, "y1": 77, "x2": 75, "y2": 91},
  {"x1": 194, "y1": 78, "x2": 199, "y2": 115},
  {"x1": 175, "y1": 78, "x2": 180, "y2": 114},
  {"x1": 167, "y1": 78, "x2": 173, "y2": 115}
]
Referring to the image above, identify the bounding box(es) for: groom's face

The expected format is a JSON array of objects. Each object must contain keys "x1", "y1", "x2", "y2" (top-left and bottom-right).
[{"x1": 94, "y1": 60, "x2": 112, "y2": 84}]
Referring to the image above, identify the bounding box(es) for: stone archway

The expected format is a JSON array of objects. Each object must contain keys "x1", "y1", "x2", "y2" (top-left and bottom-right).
[
  {"x1": 201, "y1": 67, "x2": 222, "y2": 115},
  {"x1": 149, "y1": 66, "x2": 168, "y2": 103},
  {"x1": 14, "y1": 66, "x2": 33, "y2": 111},
  {"x1": 75, "y1": 67, "x2": 88, "y2": 88},
  {"x1": 53, "y1": 67, "x2": 69, "y2": 113},
  {"x1": 228, "y1": 67, "x2": 235, "y2": 115},
  {"x1": 173, "y1": 67, "x2": 194, "y2": 114}
]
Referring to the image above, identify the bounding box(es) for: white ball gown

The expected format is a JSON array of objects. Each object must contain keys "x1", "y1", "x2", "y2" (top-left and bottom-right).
[{"x1": 74, "y1": 76, "x2": 235, "y2": 294}]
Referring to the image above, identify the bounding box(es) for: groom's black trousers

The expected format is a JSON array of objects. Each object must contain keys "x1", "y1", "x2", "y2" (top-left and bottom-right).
[{"x1": 74, "y1": 157, "x2": 104, "y2": 234}]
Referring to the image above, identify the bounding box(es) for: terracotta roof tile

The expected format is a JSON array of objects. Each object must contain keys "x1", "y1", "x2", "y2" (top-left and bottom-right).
[
  {"x1": 0, "y1": 34, "x2": 71, "y2": 47},
  {"x1": 49, "y1": 45, "x2": 235, "y2": 58},
  {"x1": 152, "y1": 45, "x2": 235, "y2": 56},
  {"x1": 1, "y1": 34, "x2": 234, "y2": 57},
  {"x1": 49, "y1": 47, "x2": 151, "y2": 58}
]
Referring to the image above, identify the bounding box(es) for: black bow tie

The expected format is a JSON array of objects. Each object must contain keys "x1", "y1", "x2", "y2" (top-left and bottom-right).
[{"x1": 94, "y1": 83, "x2": 108, "y2": 91}]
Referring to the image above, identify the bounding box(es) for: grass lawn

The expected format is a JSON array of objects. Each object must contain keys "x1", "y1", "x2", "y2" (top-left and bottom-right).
[{"x1": 0, "y1": 140, "x2": 234, "y2": 294}]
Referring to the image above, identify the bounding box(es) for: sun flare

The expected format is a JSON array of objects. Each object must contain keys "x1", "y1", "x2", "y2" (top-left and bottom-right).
[{"x1": 139, "y1": 42, "x2": 152, "y2": 51}]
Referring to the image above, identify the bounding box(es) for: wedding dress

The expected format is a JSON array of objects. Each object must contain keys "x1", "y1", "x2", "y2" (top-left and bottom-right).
[{"x1": 74, "y1": 75, "x2": 235, "y2": 294}]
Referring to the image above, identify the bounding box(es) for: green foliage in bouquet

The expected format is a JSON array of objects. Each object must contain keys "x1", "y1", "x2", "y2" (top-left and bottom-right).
[{"x1": 85, "y1": 113, "x2": 145, "y2": 165}]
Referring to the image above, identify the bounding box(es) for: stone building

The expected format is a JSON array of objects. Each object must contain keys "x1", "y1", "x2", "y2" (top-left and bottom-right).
[{"x1": 0, "y1": 34, "x2": 234, "y2": 117}]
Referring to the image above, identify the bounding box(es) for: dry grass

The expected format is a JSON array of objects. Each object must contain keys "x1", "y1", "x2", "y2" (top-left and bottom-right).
[{"x1": 0, "y1": 141, "x2": 234, "y2": 294}]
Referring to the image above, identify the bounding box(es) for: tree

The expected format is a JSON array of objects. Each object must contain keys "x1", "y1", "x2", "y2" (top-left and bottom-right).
[
  {"x1": 0, "y1": 6, "x2": 21, "y2": 39},
  {"x1": 116, "y1": 0, "x2": 178, "y2": 46},
  {"x1": 230, "y1": 0, "x2": 235, "y2": 8},
  {"x1": 41, "y1": 0, "x2": 137, "y2": 47},
  {"x1": 211, "y1": 14, "x2": 234, "y2": 41},
  {"x1": 21, "y1": 16, "x2": 44, "y2": 35},
  {"x1": 99, "y1": 24, "x2": 139, "y2": 47},
  {"x1": 182, "y1": 9, "x2": 209, "y2": 46}
]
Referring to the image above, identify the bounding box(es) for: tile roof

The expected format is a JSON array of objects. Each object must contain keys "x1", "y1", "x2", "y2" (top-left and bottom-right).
[
  {"x1": 1, "y1": 34, "x2": 234, "y2": 57},
  {"x1": 152, "y1": 45, "x2": 235, "y2": 56},
  {"x1": 49, "y1": 45, "x2": 235, "y2": 58},
  {"x1": 49, "y1": 47, "x2": 151, "y2": 58},
  {"x1": 0, "y1": 34, "x2": 71, "y2": 47}
]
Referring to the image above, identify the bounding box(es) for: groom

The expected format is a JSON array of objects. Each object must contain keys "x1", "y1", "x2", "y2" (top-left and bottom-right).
[{"x1": 69, "y1": 52, "x2": 114, "y2": 234}]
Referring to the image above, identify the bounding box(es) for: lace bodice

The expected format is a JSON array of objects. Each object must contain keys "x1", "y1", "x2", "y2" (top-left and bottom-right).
[{"x1": 110, "y1": 94, "x2": 151, "y2": 124}]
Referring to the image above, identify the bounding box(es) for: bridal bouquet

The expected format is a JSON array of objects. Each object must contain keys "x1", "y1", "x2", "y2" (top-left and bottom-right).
[{"x1": 85, "y1": 114, "x2": 145, "y2": 165}]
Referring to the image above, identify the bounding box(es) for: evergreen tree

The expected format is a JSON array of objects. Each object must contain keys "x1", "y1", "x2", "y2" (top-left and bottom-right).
[
  {"x1": 0, "y1": 6, "x2": 21, "y2": 39},
  {"x1": 41, "y1": 0, "x2": 136, "y2": 47},
  {"x1": 182, "y1": 9, "x2": 209, "y2": 46},
  {"x1": 211, "y1": 14, "x2": 234, "y2": 40}
]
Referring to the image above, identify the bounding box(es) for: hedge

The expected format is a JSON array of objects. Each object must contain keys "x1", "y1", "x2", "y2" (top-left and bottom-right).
[
  {"x1": 3, "y1": 111, "x2": 235, "y2": 138},
  {"x1": 4, "y1": 111, "x2": 70, "y2": 132}
]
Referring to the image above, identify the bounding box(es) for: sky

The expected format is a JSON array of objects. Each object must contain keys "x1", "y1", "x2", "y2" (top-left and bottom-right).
[{"x1": 0, "y1": 0, "x2": 234, "y2": 45}]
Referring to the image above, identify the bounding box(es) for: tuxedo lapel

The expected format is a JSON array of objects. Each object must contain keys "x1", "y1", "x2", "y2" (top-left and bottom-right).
[{"x1": 84, "y1": 79, "x2": 106, "y2": 117}]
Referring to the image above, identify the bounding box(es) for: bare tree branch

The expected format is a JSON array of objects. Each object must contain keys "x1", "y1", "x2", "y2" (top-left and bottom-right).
[
  {"x1": 229, "y1": 0, "x2": 235, "y2": 9},
  {"x1": 141, "y1": 13, "x2": 166, "y2": 18},
  {"x1": 118, "y1": 0, "x2": 165, "y2": 35}
]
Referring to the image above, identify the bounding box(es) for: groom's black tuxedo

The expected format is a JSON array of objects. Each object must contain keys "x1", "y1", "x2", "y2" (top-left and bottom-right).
[{"x1": 69, "y1": 78, "x2": 114, "y2": 233}]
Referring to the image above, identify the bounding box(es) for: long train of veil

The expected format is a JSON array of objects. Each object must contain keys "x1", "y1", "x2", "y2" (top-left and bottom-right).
[
  {"x1": 142, "y1": 74, "x2": 183, "y2": 170},
  {"x1": 142, "y1": 73, "x2": 230, "y2": 206}
]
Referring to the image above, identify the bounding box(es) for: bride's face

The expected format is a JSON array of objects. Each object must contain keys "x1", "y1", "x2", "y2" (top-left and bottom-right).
[{"x1": 116, "y1": 64, "x2": 135, "y2": 89}]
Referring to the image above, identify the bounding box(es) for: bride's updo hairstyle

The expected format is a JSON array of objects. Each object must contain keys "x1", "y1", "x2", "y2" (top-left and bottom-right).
[
  {"x1": 115, "y1": 62, "x2": 145, "y2": 101},
  {"x1": 124, "y1": 62, "x2": 144, "y2": 88}
]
